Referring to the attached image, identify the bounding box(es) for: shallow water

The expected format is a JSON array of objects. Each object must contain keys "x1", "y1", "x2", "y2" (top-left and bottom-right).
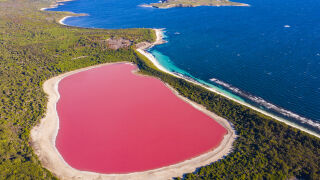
[{"x1": 50, "y1": 0, "x2": 320, "y2": 133}]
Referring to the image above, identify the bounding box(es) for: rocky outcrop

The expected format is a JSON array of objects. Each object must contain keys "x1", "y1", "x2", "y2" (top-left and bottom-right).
[{"x1": 106, "y1": 38, "x2": 132, "y2": 50}]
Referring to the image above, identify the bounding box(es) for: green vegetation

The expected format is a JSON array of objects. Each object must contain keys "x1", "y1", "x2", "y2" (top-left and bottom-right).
[
  {"x1": 0, "y1": 0, "x2": 319, "y2": 179},
  {"x1": 147, "y1": 0, "x2": 248, "y2": 9},
  {"x1": 0, "y1": 0, "x2": 154, "y2": 179}
]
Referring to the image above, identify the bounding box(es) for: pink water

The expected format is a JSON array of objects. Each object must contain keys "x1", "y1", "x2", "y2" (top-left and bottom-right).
[{"x1": 56, "y1": 63, "x2": 226, "y2": 173}]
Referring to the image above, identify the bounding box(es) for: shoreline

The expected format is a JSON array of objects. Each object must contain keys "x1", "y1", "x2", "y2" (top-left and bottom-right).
[
  {"x1": 32, "y1": 3, "x2": 319, "y2": 179},
  {"x1": 40, "y1": 0, "x2": 74, "y2": 11},
  {"x1": 137, "y1": 29, "x2": 320, "y2": 139},
  {"x1": 40, "y1": 0, "x2": 78, "y2": 25},
  {"x1": 59, "y1": 16, "x2": 72, "y2": 25},
  {"x1": 30, "y1": 61, "x2": 236, "y2": 179}
]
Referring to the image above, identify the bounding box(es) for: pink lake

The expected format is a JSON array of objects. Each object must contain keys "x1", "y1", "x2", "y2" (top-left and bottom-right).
[{"x1": 56, "y1": 63, "x2": 226, "y2": 173}]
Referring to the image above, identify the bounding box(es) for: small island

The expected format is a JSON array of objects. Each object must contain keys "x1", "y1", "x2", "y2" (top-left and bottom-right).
[{"x1": 142, "y1": 0, "x2": 249, "y2": 8}]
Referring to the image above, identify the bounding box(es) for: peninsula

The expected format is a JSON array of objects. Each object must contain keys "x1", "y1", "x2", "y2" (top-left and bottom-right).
[{"x1": 142, "y1": 0, "x2": 249, "y2": 8}]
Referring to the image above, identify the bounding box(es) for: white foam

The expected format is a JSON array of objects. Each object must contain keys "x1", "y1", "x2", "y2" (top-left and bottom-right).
[{"x1": 210, "y1": 78, "x2": 320, "y2": 130}]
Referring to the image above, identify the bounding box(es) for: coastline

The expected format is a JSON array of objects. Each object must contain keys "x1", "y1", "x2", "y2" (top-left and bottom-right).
[
  {"x1": 137, "y1": 29, "x2": 320, "y2": 139},
  {"x1": 30, "y1": 61, "x2": 236, "y2": 179},
  {"x1": 59, "y1": 16, "x2": 72, "y2": 25},
  {"x1": 32, "y1": 4, "x2": 319, "y2": 179},
  {"x1": 40, "y1": 0, "x2": 74, "y2": 11}
]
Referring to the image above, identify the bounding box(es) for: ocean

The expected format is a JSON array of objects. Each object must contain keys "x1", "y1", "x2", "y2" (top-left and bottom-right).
[{"x1": 49, "y1": 0, "x2": 320, "y2": 133}]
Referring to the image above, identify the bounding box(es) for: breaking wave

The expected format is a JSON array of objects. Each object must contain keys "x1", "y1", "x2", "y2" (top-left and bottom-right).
[{"x1": 210, "y1": 78, "x2": 320, "y2": 131}]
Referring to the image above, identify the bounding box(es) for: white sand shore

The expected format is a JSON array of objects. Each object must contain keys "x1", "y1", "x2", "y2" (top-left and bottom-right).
[
  {"x1": 59, "y1": 16, "x2": 72, "y2": 25},
  {"x1": 40, "y1": 0, "x2": 79, "y2": 26},
  {"x1": 137, "y1": 29, "x2": 320, "y2": 139},
  {"x1": 30, "y1": 61, "x2": 236, "y2": 180},
  {"x1": 40, "y1": 0, "x2": 74, "y2": 11}
]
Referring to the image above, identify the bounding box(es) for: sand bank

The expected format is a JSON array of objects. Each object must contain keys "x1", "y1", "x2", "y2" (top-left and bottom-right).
[{"x1": 30, "y1": 61, "x2": 236, "y2": 179}]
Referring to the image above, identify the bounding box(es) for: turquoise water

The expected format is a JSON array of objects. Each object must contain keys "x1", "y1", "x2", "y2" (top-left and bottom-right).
[
  {"x1": 50, "y1": 0, "x2": 320, "y2": 133},
  {"x1": 152, "y1": 50, "x2": 245, "y2": 102}
]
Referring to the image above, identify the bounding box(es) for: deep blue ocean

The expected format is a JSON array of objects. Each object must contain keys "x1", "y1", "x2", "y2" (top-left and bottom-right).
[{"x1": 50, "y1": 0, "x2": 320, "y2": 133}]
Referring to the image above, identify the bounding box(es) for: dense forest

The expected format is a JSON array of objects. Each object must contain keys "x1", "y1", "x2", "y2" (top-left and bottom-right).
[
  {"x1": 0, "y1": 0, "x2": 155, "y2": 179},
  {"x1": 0, "y1": 0, "x2": 319, "y2": 179}
]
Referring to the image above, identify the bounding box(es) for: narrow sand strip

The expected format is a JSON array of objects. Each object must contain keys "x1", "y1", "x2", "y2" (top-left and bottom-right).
[
  {"x1": 30, "y1": 61, "x2": 236, "y2": 180},
  {"x1": 137, "y1": 29, "x2": 320, "y2": 139}
]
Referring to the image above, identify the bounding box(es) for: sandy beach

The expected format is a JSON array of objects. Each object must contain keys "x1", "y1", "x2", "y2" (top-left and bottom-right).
[
  {"x1": 40, "y1": 0, "x2": 74, "y2": 11},
  {"x1": 59, "y1": 16, "x2": 72, "y2": 25},
  {"x1": 40, "y1": 0, "x2": 78, "y2": 25}
]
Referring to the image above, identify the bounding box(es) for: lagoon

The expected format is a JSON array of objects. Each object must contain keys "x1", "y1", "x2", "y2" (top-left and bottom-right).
[{"x1": 56, "y1": 63, "x2": 226, "y2": 173}]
